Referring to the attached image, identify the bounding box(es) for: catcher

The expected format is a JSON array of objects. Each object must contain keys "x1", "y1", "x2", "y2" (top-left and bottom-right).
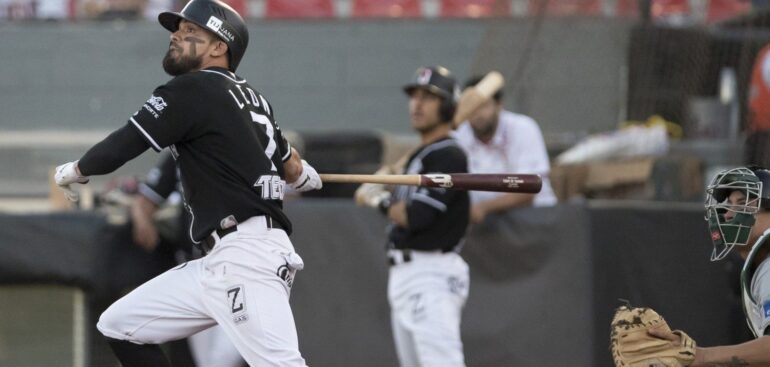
[{"x1": 611, "y1": 166, "x2": 770, "y2": 366}]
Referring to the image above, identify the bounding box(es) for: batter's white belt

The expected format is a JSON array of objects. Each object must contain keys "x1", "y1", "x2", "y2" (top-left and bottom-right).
[
  {"x1": 387, "y1": 248, "x2": 444, "y2": 266},
  {"x1": 201, "y1": 215, "x2": 284, "y2": 252}
]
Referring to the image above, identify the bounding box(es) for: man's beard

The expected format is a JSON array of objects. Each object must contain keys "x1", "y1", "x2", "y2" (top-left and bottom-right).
[
  {"x1": 162, "y1": 49, "x2": 202, "y2": 76},
  {"x1": 472, "y1": 119, "x2": 497, "y2": 141}
]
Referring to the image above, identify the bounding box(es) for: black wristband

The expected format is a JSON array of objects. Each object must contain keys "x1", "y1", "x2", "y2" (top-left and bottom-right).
[{"x1": 378, "y1": 196, "x2": 392, "y2": 215}]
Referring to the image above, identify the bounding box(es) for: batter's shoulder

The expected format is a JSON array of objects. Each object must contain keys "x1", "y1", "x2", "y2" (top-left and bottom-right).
[{"x1": 162, "y1": 72, "x2": 208, "y2": 92}]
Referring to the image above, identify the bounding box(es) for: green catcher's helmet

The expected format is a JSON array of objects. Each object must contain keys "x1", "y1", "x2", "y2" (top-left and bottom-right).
[{"x1": 705, "y1": 167, "x2": 763, "y2": 261}]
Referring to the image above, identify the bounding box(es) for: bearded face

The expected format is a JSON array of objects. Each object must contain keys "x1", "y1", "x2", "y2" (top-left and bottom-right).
[{"x1": 162, "y1": 43, "x2": 203, "y2": 76}]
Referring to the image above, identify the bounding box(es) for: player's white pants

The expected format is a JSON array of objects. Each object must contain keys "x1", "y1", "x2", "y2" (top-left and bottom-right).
[
  {"x1": 97, "y1": 216, "x2": 307, "y2": 367},
  {"x1": 388, "y1": 250, "x2": 469, "y2": 367},
  {"x1": 188, "y1": 325, "x2": 244, "y2": 367}
]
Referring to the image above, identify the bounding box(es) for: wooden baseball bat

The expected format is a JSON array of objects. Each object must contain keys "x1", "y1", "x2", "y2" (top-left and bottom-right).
[
  {"x1": 452, "y1": 71, "x2": 505, "y2": 128},
  {"x1": 320, "y1": 173, "x2": 542, "y2": 193}
]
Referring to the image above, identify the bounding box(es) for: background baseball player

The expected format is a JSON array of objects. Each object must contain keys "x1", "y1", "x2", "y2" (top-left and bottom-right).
[
  {"x1": 53, "y1": 0, "x2": 322, "y2": 365},
  {"x1": 647, "y1": 166, "x2": 770, "y2": 366},
  {"x1": 359, "y1": 65, "x2": 470, "y2": 367},
  {"x1": 131, "y1": 152, "x2": 246, "y2": 367}
]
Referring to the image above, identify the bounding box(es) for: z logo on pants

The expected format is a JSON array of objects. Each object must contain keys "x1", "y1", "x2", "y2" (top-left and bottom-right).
[{"x1": 227, "y1": 285, "x2": 249, "y2": 324}]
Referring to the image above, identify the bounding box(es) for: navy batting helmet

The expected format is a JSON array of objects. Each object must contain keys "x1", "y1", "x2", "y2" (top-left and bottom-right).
[
  {"x1": 403, "y1": 66, "x2": 459, "y2": 122},
  {"x1": 159, "y1": 0, "x2": 249, "y2": 72}
]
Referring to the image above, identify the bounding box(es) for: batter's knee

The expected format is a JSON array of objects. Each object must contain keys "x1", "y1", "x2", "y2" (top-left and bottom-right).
[{"x1": 96, "y1": 304, "x2": 128, "y2": 340}]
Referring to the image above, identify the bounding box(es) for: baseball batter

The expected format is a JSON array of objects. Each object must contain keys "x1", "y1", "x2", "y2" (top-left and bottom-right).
[
  {"x1": 650, "y1": 167, "x2": 770, "y2": 365},
  {"x1": 53, "y1": 0, "x2": 322, "y2": 365},
  {"x1": 366, "y1": 66, "x2": 470, "y2": 367}
]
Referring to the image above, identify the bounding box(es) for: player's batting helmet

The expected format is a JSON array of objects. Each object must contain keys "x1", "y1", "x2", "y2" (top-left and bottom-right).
[
  {"x1": 403, "y1": 66, "x2": 459, "y2": 122},
  {"x1": 159, "y1": 0, "x2": 249, "y2": 72}
]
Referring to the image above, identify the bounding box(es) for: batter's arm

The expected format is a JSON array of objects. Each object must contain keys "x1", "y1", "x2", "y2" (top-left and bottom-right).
[
  {"x1": 283, "y1": 147, "x2": 303, "y2": 184},
  {"x1": 283, "y1": 147, "x2": 322, "y2": 192},
  {"x1": 78, "y1": 124, "x2": 150, "y2": 176}
]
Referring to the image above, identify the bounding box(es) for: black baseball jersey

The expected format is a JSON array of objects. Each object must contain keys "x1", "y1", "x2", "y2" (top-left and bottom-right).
[
  {"x1": 130, "y1": 66, "x2": 293, "y2": 243},
  {"x1": 388, "y1": 137, "x2": 470, "y2": 252},
  {"x1": 138, "y1": 152, "x2": 195, "y2": 254},
  {"x1": 138, "y1": 152, "x2": 179, "y2": 206}
]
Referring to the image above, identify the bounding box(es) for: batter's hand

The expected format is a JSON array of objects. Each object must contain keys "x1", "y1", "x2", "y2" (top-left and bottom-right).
[
  {"x1": 289, "y1": 160, "x2": 322, "y2": 192},
  {"x1": 54, "y1": 161, "x2": 90, "y2": 202}
]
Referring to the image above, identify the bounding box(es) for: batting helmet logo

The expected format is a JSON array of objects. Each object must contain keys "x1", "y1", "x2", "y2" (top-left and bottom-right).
[
  {"x1": 158, "y1": 0, "x2": 249, "y2": 71},
  {"x1": 403, "y1": 66, "x2": 459, "y2": 122},
  {"x1": 416, "y1": 68, "x2": 432, "y2": 85}
]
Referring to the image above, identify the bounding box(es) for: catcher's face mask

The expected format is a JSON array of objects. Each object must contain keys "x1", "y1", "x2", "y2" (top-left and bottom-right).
[{"x1": 705, "y1": 167, "x2": 762, "y2": 261}]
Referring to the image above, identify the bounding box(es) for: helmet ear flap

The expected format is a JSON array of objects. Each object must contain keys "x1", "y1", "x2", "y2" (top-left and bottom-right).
[{"x1": 440, "y1": 98, "x2": 456, "y2": 122}]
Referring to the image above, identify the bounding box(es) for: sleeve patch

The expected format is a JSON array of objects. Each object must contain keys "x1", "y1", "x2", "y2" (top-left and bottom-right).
[
  {"x1": 141, "y1": 95, "x2": 168, "y2": 119},
  {"x1": 763, "y1": 300, "x2": 770, "y2": 319}
]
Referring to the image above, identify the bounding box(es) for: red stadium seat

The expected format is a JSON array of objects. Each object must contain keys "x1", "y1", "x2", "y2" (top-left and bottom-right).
[
  {"x1": 222, "y1": 0, "x2": 248, "y2": 17},
  {"x1": 265, "y1": 0, "x2": 334, "y2": 18},
  {"x1": 529, "y1": 0, "x2": 602, "y2": 16},
  {"x1": 440, "y1": 0, "x2": 510, "y2": 18},
  {"x1": 352, "y1": 0, "x2": 421, "y2": 17},
  {"x1": 616, "y1": 0, "x2": 689, "y2": 19},
  {"x1": 707, "y1": 0, "x2": 751, "y2": 23}
]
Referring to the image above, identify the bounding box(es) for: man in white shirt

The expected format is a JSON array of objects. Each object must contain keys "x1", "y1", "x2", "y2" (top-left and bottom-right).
[{"x1": 453, "y1": 75, "x2": 557, "y2": 224}]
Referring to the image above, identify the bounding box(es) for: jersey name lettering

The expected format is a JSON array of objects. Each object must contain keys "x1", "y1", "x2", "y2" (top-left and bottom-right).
[
  {"x1": 228, "y1": 85, "x2": 261, "y2": 109},
  {"x1": 254, "y1": 175, "x2": 285, "y2": 200}
]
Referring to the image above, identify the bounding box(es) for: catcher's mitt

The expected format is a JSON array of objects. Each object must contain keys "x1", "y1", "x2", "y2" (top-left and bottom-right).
[{"x1": 609, "y1": 305, "x2": 696, "y2": 367}]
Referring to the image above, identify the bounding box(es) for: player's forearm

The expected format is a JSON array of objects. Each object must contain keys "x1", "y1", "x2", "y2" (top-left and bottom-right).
[
  {"x1": 78, "y1": 124, "x2": 149, "y2": 176},
  {"x1": 131, "y1": 195, "x2": 158, "y2": 222},
  {"x1": 476, "y1": 193, "x2": 534, "y2": 214},
  {"x1": 388, "y1": 201, "x2": 409, "y2": 228},
  {"x1": 694, "y1": 337, "x2": 770, "y2": 366},
  {"x1": 283, "y1": 147, "x2": 302, "y2": 183}
]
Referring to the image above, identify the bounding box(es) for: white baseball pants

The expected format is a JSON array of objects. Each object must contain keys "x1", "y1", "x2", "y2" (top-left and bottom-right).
[
  {"x1": 97, "y1": 216, "x2": 307, "y2": 366},
  {"x1": 388, "y1": 250, "x2": 469, "y2": 367}
]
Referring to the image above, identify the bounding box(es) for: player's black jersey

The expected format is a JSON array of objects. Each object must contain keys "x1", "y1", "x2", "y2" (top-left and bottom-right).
[
  {"x1": 130, "y1": 67, "x2": 293, "y2": 243},
  {"x1": 388, "y1": 137, "x2": 470, "y2": 252},
  {"x1": 138, "y1": 152, "x2": 179, "y2": 205}
]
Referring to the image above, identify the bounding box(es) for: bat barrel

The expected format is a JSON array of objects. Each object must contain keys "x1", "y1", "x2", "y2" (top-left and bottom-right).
[{"x1": 421, "y1": 173, "x2": 542, "y2": 193}]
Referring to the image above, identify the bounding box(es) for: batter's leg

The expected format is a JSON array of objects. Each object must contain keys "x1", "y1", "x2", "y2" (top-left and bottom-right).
[
  {"x1": 188, "y1": 325, "x2": 245, "y2": 367},
  {"x1": 199, "y1": 232, "x2": 307, "y2": 366},
  {"x1": 105, "y1": 337, "x2": 170, "y2": 367},
  {"x1": 97, "y1": 260, "x2": 217, "y2": 349}
]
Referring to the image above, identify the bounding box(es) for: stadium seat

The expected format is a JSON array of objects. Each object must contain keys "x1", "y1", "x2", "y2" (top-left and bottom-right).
[
  {"x1": 265, "y1": 0, "x2": 334, "y2": 18},
  {"x1": 616, "y1": 0, "x2": 689, "y2": 19},
  {"x1": 529, "y1": 0, "x2": 602, "y2": 16},
  {"x1": 440, "y1": 0, "x2": 510, "y2": 18},
  {"x1": 352, "y1": 0, "x2": 421, "y2": 17},
  {"x1": 222, "y1": 0, "x2": 248, "y2": 17},
  {"x1": 707, "y1": 0, "x2": 751, "y2": 23}
]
